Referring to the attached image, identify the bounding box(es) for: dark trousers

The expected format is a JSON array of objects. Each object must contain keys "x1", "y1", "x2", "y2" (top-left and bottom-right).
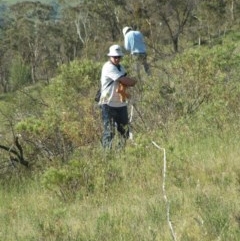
[{"x1": 101, "y1": 104, "x2": 129, "y2": 149}]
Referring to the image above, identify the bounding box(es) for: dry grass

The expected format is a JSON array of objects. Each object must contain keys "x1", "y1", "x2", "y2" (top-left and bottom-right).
[{"x1": 1, "y1": 127, "x2": 240, "y2": 240}]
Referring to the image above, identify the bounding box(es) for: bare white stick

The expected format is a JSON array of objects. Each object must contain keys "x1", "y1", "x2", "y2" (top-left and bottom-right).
[
  {"x1": 152, "y1": 141, "x2": 177, "y2": 241},
  {"x1": 129, "y1": 104, "x2": 134, "y2": 123}
]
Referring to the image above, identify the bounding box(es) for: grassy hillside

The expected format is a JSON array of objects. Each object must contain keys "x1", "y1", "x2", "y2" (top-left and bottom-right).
[
  {"x1": 1, "y1": 129, "x2": 239, "y2": 240},
  {"x1": 0, "y1": 33, "x2": 240, "y2": 240}
]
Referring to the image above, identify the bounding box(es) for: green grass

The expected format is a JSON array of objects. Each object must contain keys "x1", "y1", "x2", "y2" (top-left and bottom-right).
[{"x1": 1, "y1": 127, "x2": 240, "y2": 241}]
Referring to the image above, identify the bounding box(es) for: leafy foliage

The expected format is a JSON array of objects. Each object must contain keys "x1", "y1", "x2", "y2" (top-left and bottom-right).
[
  {"x1": 9, "y1": 56, "x2": 31, "y2": 91},
  {"x1": 15, "y1": 59, "x2": 102, "y2": 163},
  {"x1": 41, "y1": 147, "x2": 125, "y2": 202}
]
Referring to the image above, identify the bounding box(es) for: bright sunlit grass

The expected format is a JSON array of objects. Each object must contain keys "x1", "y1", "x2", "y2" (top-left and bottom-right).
[{"x1": 1, "y1": 125, "x2": 240, "y2": 240}]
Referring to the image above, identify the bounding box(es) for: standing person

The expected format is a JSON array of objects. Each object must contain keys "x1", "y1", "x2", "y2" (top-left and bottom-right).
[
  {"x1": 122, "y1": 26, "x2": 150, "y2": 77},
  {"x1": 99, "y1": 44, "x2": 137, "y2": 149}
]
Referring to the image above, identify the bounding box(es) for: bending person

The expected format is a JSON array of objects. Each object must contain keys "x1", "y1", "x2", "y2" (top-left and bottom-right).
[{"x1": 122, "y1": 26, "x2": 151, "y2": 77}]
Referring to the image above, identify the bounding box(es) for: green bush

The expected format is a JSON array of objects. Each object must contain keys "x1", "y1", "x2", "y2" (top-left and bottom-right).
[
  {"x1": 41, "y1": 150, "x2": 124, "y2": 201},
  {"x1": 9, "y1": 56, "x2": 31, "y2": 91}
]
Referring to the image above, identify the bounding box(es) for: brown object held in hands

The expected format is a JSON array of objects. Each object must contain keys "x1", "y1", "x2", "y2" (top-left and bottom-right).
[{"x1": 116, "y1": 83, "x2": 131, "y2": 102}]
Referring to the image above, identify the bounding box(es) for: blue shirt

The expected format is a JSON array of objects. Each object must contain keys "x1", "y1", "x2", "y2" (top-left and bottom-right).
[{"x1": 124, "y1": 30, "x2": 146, "y2": 54}]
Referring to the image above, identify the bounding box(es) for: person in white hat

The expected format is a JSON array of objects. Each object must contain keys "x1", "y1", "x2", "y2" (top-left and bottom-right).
[
  {"x1": 122, "y1": 26, "x2": 150, "y2": 77},
  {"x1": 99, "y1": 44, "x2": 136, "y2": 149}
]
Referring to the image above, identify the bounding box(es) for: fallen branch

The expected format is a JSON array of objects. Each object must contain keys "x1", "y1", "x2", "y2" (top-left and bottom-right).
[{"x1": 0, "y1": 136, "x2": 29, "y2": 167}]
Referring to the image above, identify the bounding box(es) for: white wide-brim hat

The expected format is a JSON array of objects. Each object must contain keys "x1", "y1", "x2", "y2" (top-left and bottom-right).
[{"x1": 107, "y1": 44, "x2": 124, "y2": 57}]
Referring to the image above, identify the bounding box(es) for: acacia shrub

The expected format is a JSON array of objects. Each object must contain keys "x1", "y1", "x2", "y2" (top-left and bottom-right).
[
  {"x1": 16, "y1": 59, "x2": 102, "y2": 163},
  {"x1": 139, "y1": 42, "x2": 240, "y2": 134}
]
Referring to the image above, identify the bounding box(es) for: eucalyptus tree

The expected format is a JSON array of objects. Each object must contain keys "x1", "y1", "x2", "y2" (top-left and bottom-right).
[
  {"x1": 5, "y1": 1, "x2": 57, "y2": 85},
  {"x1": 147, "y1": 0, "x2": 197, "y2": 53},
  {"x1": 198, "y1": 0, "x2": 240, "y2": 35},
  {"x1": 86, "y1": 0, "x2": 127, "y2": 41},
  {"x1": 55, "y1": 0, "x2": 89, "y2": 58},
  {"x1": 0, "y1": 2, "x2": 13, "y2": 92},
  {"x1": 55, "y1": 0, "x2": 129, "y2": 59}
]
